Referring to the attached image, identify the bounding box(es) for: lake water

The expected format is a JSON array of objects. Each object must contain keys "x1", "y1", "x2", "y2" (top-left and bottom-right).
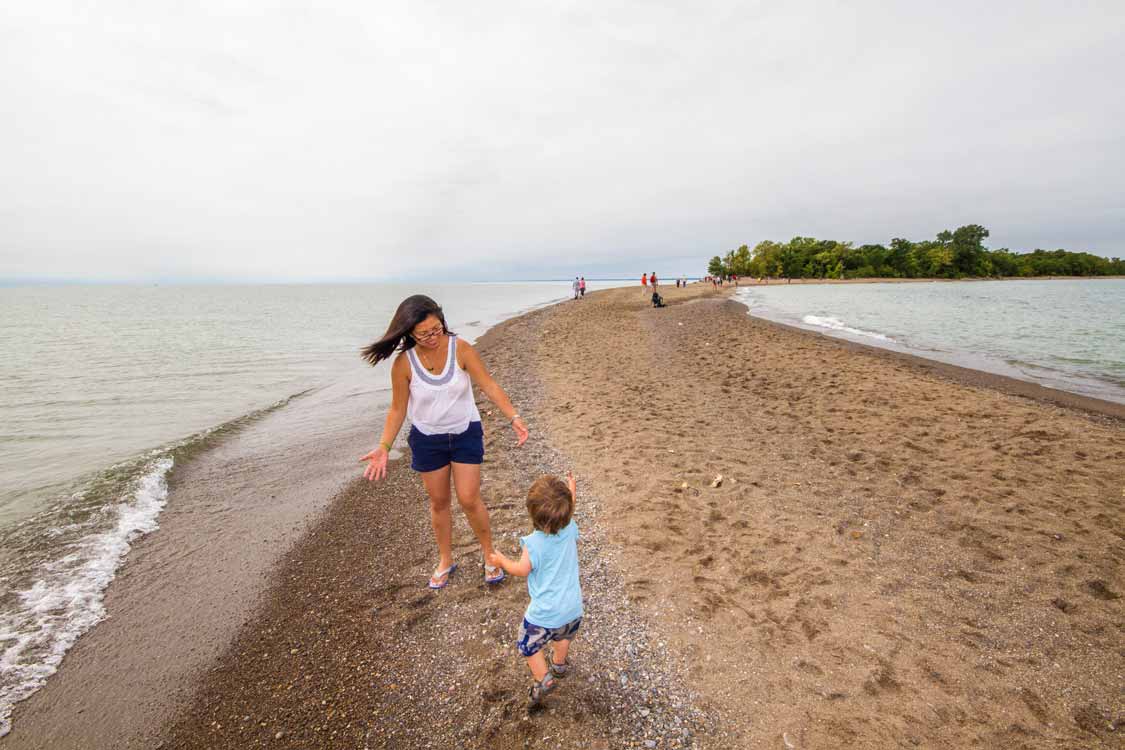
[
  {"x1": 0, "y1": 280, "x2": 623, "y2": 735},
  {"x1": 735, "y1": 279, "x2": 1125, "y2": 404}
]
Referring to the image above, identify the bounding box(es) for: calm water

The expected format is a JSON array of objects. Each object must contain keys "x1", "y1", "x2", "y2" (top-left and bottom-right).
[
  {"x1": 0, "y1": 280, "x2": 622, "y2": 735},
  {"x1": 736, "y1": 279, "x2": 1125, "y2": 403}
]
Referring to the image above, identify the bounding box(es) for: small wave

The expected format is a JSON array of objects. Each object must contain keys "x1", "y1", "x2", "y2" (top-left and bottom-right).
[
  {"x1": 802, "y1": 315, "x2": 895, "y2": 343},
  {"x1": 0, "y1": 388, "x2": 310, "y2": 737},
  {"x1": 0, "y1": 457, "x2": 173, "y2": 737}
]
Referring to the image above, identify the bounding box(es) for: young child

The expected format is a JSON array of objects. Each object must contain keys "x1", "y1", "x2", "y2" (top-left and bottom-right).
[{"x1": 487, "y1": 471, "x2": 583, "y2": 708}]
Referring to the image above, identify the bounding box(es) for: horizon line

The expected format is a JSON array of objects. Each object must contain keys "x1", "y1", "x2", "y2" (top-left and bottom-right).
[{"x1": 0, "y1": 276, "x2": 698, "y2": 287}]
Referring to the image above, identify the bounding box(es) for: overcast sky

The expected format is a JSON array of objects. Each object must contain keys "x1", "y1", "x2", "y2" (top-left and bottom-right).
[{"x1": 2, "y1": 1, "x2": 1122, "y2": 282}]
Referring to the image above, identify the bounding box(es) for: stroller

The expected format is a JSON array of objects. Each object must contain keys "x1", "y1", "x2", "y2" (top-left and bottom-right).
[{"x1": 651, "y1": 291, "x2": 666, "y2": 308}]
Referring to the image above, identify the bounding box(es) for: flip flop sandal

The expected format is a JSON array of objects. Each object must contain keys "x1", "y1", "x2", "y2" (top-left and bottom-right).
[
  {"x1": 484, "y1": 564, "x2": 506, "y2": 585},
  {"x1": 428, "y1": 563, "x2": 457, "y2": 590}
]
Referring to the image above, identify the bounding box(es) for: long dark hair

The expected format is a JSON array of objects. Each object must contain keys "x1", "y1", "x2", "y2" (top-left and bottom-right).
[{"x1": 361, "y1": 295, "x2": 452, "y2": 366}]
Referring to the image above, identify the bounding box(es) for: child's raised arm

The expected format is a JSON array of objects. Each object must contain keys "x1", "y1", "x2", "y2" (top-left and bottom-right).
[
  {"x1": 487, "y1": 546, "x2": 532, "y2": 578},
  {"x1": 566, "y1": 470, "x2": 576, "y2": 506}
]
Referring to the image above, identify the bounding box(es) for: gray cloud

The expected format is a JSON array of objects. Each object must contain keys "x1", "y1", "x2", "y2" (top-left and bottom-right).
[{"x1": 1, "y1": 0, "x2": 1122, "y2": 282}]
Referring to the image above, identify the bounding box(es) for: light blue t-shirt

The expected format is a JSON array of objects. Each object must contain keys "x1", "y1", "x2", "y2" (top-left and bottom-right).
[{"x1": 520, "y1": 520, "x2": 583, "y2": 628}]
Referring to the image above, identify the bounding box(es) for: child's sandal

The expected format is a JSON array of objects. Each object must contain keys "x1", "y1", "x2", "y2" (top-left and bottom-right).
[
  {"x1": 527, "y1": 674, "x2": 556, "y2": 708},
  {"x1": 548, "y1": 653, "x2": 571, "y2": 678}
]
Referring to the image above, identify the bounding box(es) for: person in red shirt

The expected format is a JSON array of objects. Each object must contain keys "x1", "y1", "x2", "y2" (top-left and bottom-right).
[{"x1": 641, "y1": 273, "x2": 648, "y2": 296}]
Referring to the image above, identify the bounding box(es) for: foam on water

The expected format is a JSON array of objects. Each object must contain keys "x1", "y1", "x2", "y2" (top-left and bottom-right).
[
  {"x1": 801, "y1": 314, "x2": 896, "y2": 343},
  {"x1": 0, "y1": 281, "x2": 634, "y2": 736},
  {"x1": 0, "y1": 457, "x2": 173, "y2": 737}
]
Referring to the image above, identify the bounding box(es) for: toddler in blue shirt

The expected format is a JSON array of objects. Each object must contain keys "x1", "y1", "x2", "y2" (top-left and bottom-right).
[{"x1": 487, "y1": 471, "x2": 583, "y2": 708}]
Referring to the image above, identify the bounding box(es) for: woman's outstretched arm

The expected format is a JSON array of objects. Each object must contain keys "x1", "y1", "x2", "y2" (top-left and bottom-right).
[
  {"x1": 459, "y1": 339, "x2": 529, "y2": 446},
  {"x1": 360, "y1": 354, "x2": 411, "y2": 480}
]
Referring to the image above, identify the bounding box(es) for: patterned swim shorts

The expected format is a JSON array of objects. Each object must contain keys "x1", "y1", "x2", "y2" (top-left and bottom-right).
[{"x1": 516, "y1": 616, "x2": 582, "y2": 657}]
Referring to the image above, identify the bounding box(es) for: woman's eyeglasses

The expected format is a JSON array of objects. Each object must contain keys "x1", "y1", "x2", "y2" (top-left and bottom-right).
[{"x1": 413, "y1": 326, "x2": 442, "y2": 341}]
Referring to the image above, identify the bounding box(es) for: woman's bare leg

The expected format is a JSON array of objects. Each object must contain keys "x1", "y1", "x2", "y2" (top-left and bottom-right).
[
  {"x1": 420, "y1": 465, "x2": 454, "y2": 579},
  {"x1": 450, "y1": 462, "x2": 495, "y2": 560}
]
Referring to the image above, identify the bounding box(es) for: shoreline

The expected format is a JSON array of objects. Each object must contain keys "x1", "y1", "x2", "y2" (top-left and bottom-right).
[
  {"x1": 157, "y1": 296, "x2": 713, "y2": 749},
  {"x1": 0, "y1": 287, "x2": 585, "y2": 747},
  {"x1": 725, "y1": 292, "x2": 1125, "y2": 423},
  {"x1": 1, "y1": 387, "x2": 379, "y2": 749},
  {"x1": 6, "y1": 283, "x2": 1121, "y2": 748}
]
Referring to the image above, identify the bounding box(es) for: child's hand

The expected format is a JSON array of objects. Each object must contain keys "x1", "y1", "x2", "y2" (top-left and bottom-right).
[
  {"x1": 566, "y1": 470, "x2": 576, "y2": 499},
  {"x1": 486, "y1": 550, "x2": 505, "y2": 569}
]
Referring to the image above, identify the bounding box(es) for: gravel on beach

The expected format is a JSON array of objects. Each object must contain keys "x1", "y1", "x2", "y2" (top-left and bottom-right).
[
  {"x1": 158, "y1": 295, "x2": 715, "y2": 750},
  {"x1": 158, "y1": 281, "x2": 1123, "y2": 749}
]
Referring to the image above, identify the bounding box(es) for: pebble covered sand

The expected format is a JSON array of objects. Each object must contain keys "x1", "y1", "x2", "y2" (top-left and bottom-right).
[
  {"x1": 155, "y1": 281, "x2": 1123, "y2": 749},
  {"x1": 158, "y1": 293, "x2": 713, "y2": 749}
]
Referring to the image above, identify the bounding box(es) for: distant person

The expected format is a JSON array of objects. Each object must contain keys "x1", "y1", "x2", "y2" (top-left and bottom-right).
[
  {"x1": 650, "y1": 271, "x2": 658, "y2": 289},
  {"x1": 360, "y1": 295, "x2": 529, "y2": 589},
  {"x1": 641, "y1": 272, "x2": 648, "y2": 296},
  {"x1": 579, "y1": 277, "x2": 586, "y2": 297},
  {"x1": 651, "y1": 290, "x2": 666, "y2": 308},
  {"x1": 572, "y1": 277, "x2": 580, "y2": 300},
  {"x1": 487, "y1": 472, "x2": 583, "y2": 708}
]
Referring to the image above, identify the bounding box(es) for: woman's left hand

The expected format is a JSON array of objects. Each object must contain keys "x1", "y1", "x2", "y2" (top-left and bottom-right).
[{"x1": 512, "y1": 416, "x2": 529, "y2": 446}]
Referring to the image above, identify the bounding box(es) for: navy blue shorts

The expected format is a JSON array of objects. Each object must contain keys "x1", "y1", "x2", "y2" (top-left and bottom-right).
[
  {"x1": 517, "y1": 616, "x2": 582, "y2": 657},
  {"x1": 407, "y1": 421, "x2": 484, "y2": 473}
]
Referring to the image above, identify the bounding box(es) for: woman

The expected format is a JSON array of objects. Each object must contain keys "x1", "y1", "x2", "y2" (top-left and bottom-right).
[{"x1": 359, "y1": 295, "x2": 529, "y2": 589}]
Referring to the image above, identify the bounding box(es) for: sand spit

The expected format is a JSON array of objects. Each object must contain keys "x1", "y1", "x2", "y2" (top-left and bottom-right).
[
  {"x1": 23, "y1": 282, "x2": 1118, "y2": 749},
  {"x1": 535, "y1": 284, "x2": 1123, "y2": 748}
]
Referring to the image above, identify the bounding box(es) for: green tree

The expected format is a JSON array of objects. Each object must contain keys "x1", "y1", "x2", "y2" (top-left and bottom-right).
[
  {"x1": 888, "y1": 238, "x2": 913, "y2": 276},
  {"x1": 988, "y1": 248, "x2": 1019, "y2": 277},
  {"x1": 950, "y1": 224, "x2": 990, "y2": 276},
  {"x1": 708, "y1": 224, "x2": 1119, "y2": 280},
  {"x1": 750, "y1": 240, "x2": 784, "y2": 278},
  {"x1": 730, "y1": 245, "x2": 752, "y2": 275},
  {"x1": 923, "y1": 242, "x2": 955, "y2": 277},
  {"x1": 779, "y1": 247, "x2": 803, "y2": 279}
]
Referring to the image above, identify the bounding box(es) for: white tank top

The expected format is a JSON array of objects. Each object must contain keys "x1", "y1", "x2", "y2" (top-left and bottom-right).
[{"x1": 406, "y1": 335, "x2": 482, "y2": 435}]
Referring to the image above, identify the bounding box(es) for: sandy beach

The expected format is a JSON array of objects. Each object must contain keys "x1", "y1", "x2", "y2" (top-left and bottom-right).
[
  {"x1": 531, "y1": 284, "x2": 1123, "y2": 747},
  {"x1": 8, "y1": 283, "x2": 1121, "y2": 749}
]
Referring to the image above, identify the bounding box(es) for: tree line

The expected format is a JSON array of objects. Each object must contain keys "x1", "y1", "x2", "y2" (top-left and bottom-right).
[{"x1": 707, "y1": 225, "x2": 1125, "y2": 280}]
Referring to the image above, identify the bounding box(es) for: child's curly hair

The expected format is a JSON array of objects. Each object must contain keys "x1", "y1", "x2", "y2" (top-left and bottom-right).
[{"x1": 526, "y1": 475, "x2": 573, "y2": 534}]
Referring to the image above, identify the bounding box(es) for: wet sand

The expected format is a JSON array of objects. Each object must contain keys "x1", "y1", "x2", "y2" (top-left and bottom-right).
[
  {"x1": 2, "y1": 394, "x2": 376, "y2": 749},
  {"x1": 7, "y1": 283, "x2": 1122, "y2": 749}
]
